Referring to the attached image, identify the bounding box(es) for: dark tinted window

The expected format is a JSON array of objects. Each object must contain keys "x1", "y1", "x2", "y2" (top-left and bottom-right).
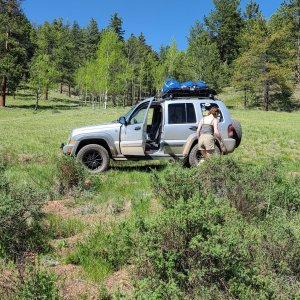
[
  {"x1": 187, "y1": 103, "x2": 196, "y2": 123},
  {"x1": 168, "y1": 103, "x2": 196, "y2": 124}
]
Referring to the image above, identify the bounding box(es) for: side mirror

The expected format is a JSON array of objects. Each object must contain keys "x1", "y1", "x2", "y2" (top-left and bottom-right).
[{"x1": 119, "y1": 116, "x2": 127, "y2": 125}]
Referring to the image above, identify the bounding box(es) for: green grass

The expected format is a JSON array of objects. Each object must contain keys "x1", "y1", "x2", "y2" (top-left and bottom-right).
[
  {"x1": 229, "y1": 109, "x2": 300, "y2": 171},
  {"x1": 1, "y1": 90, "x2": 299, "y2": 174},
  {"x1": 47, "y1": 214, "x2": 86, "y2": 239},
  {"x1": 1, "y1": 90, "x2": 300, "y2": 292}
]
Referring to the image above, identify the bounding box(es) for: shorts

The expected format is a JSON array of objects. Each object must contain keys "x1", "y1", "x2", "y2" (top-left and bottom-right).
[{"x1": 198, "y1": 134, "x2": 215, "y2": 151}]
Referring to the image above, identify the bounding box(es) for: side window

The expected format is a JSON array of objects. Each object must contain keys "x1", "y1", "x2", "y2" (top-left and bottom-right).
[
  {"x1": 168, "y1": 103, "x2": 196, "y2": 124},
  {"x1": 186, "y1": 103, "x2": 196, "y2": 123},
  {"x1": 129, "y1": 106, "x2": 147, "y2": 125},
  {"x1": 200, "y1": 103, "x2": 224, "y2": 122}
]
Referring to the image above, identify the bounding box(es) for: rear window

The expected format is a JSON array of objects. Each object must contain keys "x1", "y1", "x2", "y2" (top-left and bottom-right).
[
  {"x1": 168, "y1": 103, "x2": 196, "y2": 124},
  {"x1": 200, "y1": 103, "x2": 224, "y2": 122}
]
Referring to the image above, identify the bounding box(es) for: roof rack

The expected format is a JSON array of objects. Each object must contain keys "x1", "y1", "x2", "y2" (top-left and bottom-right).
[{"x1": 162, "y1": 87, "x2": 217, "y2": 100}]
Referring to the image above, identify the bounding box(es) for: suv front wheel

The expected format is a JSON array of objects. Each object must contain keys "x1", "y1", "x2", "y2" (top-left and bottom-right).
[{"x1": 77, "y1": 144, "x2": 110, "y2": 173}]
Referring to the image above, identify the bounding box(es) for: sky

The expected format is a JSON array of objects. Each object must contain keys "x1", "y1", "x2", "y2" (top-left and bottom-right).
[{"x1": 22, "y1": 0, "x2": 284, "y2": 51}]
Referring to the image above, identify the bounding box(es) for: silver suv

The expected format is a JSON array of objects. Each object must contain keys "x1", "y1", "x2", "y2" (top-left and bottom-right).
[{"x1": 62, "y1": 97, "x2": 242, "y2": 173}]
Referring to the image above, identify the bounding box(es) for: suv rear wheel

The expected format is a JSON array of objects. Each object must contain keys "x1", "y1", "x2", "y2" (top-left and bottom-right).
[
  {"x1": 189, "y1": 143, "x2": 221, "y2": 167},
  {"x1": 77, "y1": 144, "x2": 110, "y2": 173}
]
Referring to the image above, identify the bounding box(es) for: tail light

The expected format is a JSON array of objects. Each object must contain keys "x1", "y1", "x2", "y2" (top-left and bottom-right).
[{"x1": 228, "y1": 124, "x2": 234, "y2": 138}]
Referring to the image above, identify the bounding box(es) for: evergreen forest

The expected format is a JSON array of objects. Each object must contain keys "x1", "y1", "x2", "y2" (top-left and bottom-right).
[{"x1": 1, "y1": 0, "x2": 300, "y2": 111}]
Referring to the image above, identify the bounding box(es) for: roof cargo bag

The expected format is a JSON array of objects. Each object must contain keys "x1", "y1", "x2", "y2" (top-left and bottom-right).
[{"x1": 162, "y1": 78, "x2": 216, "y2": 99}]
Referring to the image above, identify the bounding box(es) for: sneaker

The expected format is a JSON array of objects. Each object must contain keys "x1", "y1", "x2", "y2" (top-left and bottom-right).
[{"x1": 197, "y1": 159, "x2": 205, "y2": 166}]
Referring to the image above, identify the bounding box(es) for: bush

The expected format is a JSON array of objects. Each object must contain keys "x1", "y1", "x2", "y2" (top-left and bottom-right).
[
  {"x1": 138, "y1": 159, "x2": 300, "y2": 298},
  {"x1": 0, "y1": 162, "x2": 49, "y2": 261},
  {"x1": 195, "y1": 158, "x2": 300, "y2": 217},
  {"x1": 134, "y1": 196, "x2": 273, "y2": 299},
  {"x1": 151, "y1": 163, "x2": 198, "y2": 209},
  {"x1": 18, "y1": 265, "x2": 60, "y2": 300},
  {"x1": 56, "y1": 156, "x2": 86, "y2": 196},
  {"x1": 152, "y1": 158, "x2": 300, "y2": 218}
]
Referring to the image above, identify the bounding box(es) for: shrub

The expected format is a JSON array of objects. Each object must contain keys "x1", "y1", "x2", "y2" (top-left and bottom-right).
[
  {"x1": 152, "y1": 158, "x2": 300, "y2": 218},
  {"x1": 197, "y1": 158, "x2": 299, "y2": 217},
  {"x1": 151, "y1": 163, "x2": 198, "y2": 209},
  {"x1": 0, "y1": 162, "x2": 48, "y2": 261},
  {"x1": 141, "y1": 159, "x2": 300, "y2": 298},
  {"x1": 134, "y1": 195, "x2": 273, "y2": 299},
  {"x1": 56, "y1": 156, "x2": 86, "y2": 196},
  {"x1": 18, "y1": 265, "x2": 60, "y2": 300}
]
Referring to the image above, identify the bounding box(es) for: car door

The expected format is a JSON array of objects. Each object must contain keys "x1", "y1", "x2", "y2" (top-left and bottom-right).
[
  {"x1": 162, "y1": 102, "x2": 197, "y2": 155},
  {"x1": 120, "y1": 98, "x2": 153, "y2": 156}
]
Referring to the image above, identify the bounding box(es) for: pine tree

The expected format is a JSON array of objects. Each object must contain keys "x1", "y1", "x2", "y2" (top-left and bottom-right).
[
  {"x1": 244, "y1": 0, "x2": 260, "y2": 20},
  {"x1": 0, "y1": 0, "x2": 33, "y2": 107},
  {"x1": 271, "y1": 0, "x2": 300, "y2": 84},
  {"x1": 83, "y1": 18, "x2": 100, "y2": 61},
  {"x1": 125, "y1": 33, "x2": 157, "y2": 101},
  {"x1": 205, "y1": 0, "x2": 243, "y2": 64},
  {"x1": 232, "y1": 15, "x2": 296, "y2": 110},
  {"x1": 186, "y1": 22, "x2": 228, "y2": 91},
  {"x1": 108, "y1": 13, "x2": 125, "y2": 42}
]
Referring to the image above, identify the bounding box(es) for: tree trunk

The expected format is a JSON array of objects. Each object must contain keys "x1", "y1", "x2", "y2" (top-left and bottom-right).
[
  {"x1": 297, "y1": 0, "x2": 300, "y2": 83},
  {"x1": 244, "y1": 88, "x2": 247, "y2": 108},
  {"x1": 45, "y1": 89, "x2": 49, "y2": 100},
  {"x1": 68, "y1": 84, "x2": 71, "y2": 97},
  {"x1": 35, "y1": 91, "x2": 39, "y2": 110},
  {"x1": 139, "y1": 82, "x2": 142, "y2": 100},
  {"x1": 263, "y1": 80, "x2": 269, "y2": 111},
  {"x1": 60, "y1": 83, "x2": 63, "y2": 94},
  {"x1": 0, "y1": 76, "x2": 7, "y2": 108},
  {"x1": 131, "y1": 80, "x2": 134, "y2": 106},
  {"x1": 112, "y1": 95, "x2": 116, "y2": 107},
  {"x1": 104, "y1": 87, "x2": 108, "y2": 109}
]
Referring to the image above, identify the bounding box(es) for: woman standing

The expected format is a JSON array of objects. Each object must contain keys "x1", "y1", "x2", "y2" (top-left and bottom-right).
[{"x1": 196, "y1": 106, "x2": 222, "y2": 160}]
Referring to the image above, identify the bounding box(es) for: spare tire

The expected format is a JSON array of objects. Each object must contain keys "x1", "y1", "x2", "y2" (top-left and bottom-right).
[{"x1": 232, "y1": 119, "x2": 242, "y2": 148}]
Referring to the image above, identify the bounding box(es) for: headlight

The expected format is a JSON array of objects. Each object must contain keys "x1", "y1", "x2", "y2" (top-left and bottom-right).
[{"x1": 69, "y1": 139, "x2": 76, "y2": 145}]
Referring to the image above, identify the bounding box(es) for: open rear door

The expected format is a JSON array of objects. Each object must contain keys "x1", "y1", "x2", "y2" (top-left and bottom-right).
[{"x1": 120, "y1": 98, "x2": 153, "y2": 156}]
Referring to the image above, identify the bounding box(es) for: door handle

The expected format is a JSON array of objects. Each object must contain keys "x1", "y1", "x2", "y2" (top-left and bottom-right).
[
  {"x1": 135, "y1": 126, "x2": 141, "y2": 130},
  {"x1": 189, "y1": 126, "x2": 197, "y2": 131}
]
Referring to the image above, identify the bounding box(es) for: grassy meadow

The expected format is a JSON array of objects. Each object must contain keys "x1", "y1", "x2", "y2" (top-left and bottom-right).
[{"x1": 1, "y1": 91, "x2": 300, "y2": 298}]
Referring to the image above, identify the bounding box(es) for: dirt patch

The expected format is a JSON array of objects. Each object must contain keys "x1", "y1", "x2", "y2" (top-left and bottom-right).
[
  {"x1": 51, "y1": 234, "x2": 84, "y2": 258},
  {"x1": 44, "y1": 199, "x2": 78, "y2": 219},
  {"x1": 51, "y1": 264, "x2": 99, "y2": 300},
  {"x1": 104, "y1": 268, "x2": 134, "y2": 297},
  {"x1": 289, "y1": 172, "x2": 300, "y2": 177},
  {"x1": 44, "y1": 199, "x2": 132, "y2": 226},
  {"x1": 0, "y1": 268, "x2": 18, "y2": 298}
]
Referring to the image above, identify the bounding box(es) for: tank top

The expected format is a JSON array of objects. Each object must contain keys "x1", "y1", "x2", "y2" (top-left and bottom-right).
[{"x1": 200, "y1": 115, "x2": 215, "y2": 135}]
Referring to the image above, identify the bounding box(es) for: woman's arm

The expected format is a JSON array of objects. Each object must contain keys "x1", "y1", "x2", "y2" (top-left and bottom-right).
[
  {"x1": 196, "y1": 119, "x2": 203, "y2": 139},
  {"x1": 213, "y1": 119, "x2": 221, "y2": 140}
]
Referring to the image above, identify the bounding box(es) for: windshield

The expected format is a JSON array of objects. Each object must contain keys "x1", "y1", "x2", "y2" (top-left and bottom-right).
[{"x1": 122, "y1": 105, "x2": 136, "y2": 120}]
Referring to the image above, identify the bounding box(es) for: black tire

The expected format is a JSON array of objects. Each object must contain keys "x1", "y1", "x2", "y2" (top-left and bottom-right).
[
  {"x1": 189, "y1": 143, "x2": 221, "y2": 167},
  {"x1": 189, "y1": 143, "x2": 202, "y2": 167},
  {"x1": 77, "y1": 144, "x2": 110, "y2": 173},
  {"x1": 232, "y1": 119, "x2": 242, "y2": 148}
]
